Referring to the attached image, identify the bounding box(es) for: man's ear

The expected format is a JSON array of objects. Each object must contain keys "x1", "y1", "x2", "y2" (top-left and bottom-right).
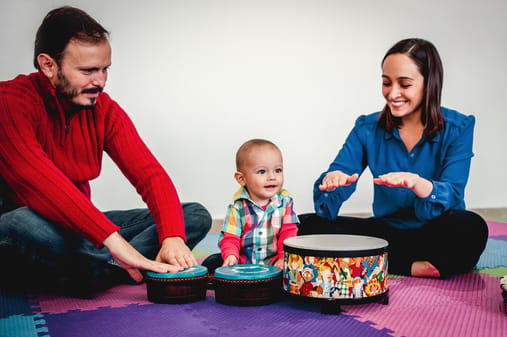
[
  {"x1": 234, "y1": 171, "x2": 246, "y2": 186},
  {"x1": 37, "y1": 53, "x2": 58, "y2": 85}
]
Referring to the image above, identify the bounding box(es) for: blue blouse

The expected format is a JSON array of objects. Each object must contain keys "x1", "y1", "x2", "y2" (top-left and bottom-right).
[{"x1": 313, "y1": 107, "x2": 475, "y2": 229}]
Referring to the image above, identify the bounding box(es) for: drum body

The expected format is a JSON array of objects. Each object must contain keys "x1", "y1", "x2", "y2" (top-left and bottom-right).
[
  {"x1": 146, "y1": 265, "x2": 208, "y2": 304},
  {"x1": 213, "y1": 264, "x2": 282, "y2": 306},
  {"x1": 283, "y1": 235, "x2": 388, "y2": 306}
]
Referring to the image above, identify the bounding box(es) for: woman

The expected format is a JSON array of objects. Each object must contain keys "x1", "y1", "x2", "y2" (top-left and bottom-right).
[{"x1": 299, "y1": 38, "x2": 488, "y2": 278}]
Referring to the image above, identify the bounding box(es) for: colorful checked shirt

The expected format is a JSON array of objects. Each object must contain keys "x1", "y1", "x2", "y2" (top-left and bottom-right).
[{"x1": 219, "y1": 187, "x2": 299, "y2": 264}]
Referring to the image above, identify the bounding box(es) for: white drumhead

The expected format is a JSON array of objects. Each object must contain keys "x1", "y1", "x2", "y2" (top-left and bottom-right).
[{"x1": 284, "y1": 234, "x2": 388, "y2": 251}]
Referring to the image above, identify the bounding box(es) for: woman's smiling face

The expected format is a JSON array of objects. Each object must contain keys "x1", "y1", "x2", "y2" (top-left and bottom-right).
[{"x1": 382, "y1": 53, "x2": 425, "y2": 121}]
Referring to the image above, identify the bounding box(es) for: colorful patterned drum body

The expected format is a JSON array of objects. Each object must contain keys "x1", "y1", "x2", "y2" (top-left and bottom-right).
[
  {"x1": 213, "y1": 264, "x2": 283, "y2": 306},
  {"x1": 146, "y1": 265, "x2": 209, "y2": 304},
  {"x1": 283, "y1": 235, "x2": 389, "y2": 313}
]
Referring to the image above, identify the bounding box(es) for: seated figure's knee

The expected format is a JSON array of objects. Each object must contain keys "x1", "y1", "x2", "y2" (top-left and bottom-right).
[
  {"x1": 0, "y1": 207, "x2": 65, "y2": 246},
  {"x1": 0, "y1": 207, "x2": 39, "y2": 234},
  {"x1": 183, "y1": 202, "x2": 212, "y2": 232},
  {"x1": 181, "y1": 203, "x2": 212, "y2": 249}
]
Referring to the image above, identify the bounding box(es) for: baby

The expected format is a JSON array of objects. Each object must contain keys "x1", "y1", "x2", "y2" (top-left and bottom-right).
[{"x1": 203, "y1": 139, "x2": 299, "y2": 271}]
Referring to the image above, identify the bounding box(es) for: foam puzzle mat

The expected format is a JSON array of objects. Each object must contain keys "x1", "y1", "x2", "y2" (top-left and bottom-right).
[{"x1": 1, "y1": 220, "x2": 506, "y2": 337}]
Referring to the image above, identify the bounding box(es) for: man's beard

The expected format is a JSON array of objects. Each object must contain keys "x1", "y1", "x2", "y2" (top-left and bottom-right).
[{"x1": 56, "y1": 70, "x2": 102, "y2": 109}]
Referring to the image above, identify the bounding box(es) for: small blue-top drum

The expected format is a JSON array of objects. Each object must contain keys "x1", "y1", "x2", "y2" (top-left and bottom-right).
[
  {"x1": 213, "y1": 264, "x2": 283, "y2": 306},
  {"x1": 146, "y1": 265, "x2": 208, "y2": 304},
  {"x1": 214, "y1": 264, "x2": 281, "y2": 280}
]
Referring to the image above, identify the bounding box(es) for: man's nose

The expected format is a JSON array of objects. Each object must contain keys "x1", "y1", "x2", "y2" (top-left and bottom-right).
[{"x1": 92, "y1": 70, "x2": 107, "y2": 88}]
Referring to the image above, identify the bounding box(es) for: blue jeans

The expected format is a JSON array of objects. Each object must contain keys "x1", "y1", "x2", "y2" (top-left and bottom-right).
[{"x1": 0, "y1": 203, "x2": 211, "y2": 294}]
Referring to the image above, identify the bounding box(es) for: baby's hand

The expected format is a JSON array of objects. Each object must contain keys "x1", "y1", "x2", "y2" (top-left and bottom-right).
[
  {"x1": 274, "y1": 259, "x2": 284, "y2": 269},
  {"x1": 222, "y1": 255, "x2": 238, "y2": 266}
]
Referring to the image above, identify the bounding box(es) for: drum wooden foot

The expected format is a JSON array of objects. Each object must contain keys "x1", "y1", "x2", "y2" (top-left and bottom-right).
[
  {"x1": 382, "y1": 294, "x2": 389, "y2": 305},
  {"x1": 320, "y1": 300, "x2": 341, "y2": 315}
]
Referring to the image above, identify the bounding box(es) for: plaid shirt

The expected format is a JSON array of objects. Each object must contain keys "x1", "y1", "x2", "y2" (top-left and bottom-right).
[{"x1": 219, "y1": 187, "x2": 299, "y2": 264}]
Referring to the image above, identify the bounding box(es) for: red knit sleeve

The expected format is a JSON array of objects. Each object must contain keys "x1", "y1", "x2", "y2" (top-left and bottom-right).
[
  {"x1": 99, "y1": 95, "x2": 186, "y2": 243},
  {"x1": 219, "y1": 232, "x2": 241, "y2": 261},
  {"x1": 276, "y1": 223, "x2": 298, "y2": 261}
]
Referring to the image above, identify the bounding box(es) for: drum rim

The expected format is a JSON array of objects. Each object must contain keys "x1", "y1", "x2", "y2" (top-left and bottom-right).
[
  {"x1": 283, "y1": 234, "x2": 388, "y2": 257},
  {"x1": 145, "y1": 265, "x2": 208, "y2": 279},
  {"x1": 285, "y1": 288, "x2": 389, "y2": 306},
  {"x1": 284, "y1": 245, "x2": 388, "y2": 257},
  {"x1": 214, "y1": 264, "x2": 282, "y2": 280}
]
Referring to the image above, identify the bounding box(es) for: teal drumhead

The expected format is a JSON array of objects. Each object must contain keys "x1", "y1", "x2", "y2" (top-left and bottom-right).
[
  {"x1": 214, "y1": 264, "x2": 281, "y2": 281},
  {"x1": 146, "y1": 265, "x2": 208, "y2": 279}
]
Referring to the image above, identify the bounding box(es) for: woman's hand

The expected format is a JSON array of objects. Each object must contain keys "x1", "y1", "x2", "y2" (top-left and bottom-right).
[
  {"x1": 373, "y1": 172, "x2": 433, "y2": 198},
  {"x1": 319, "y1": 170, "x2": 359, "y2": 192}
]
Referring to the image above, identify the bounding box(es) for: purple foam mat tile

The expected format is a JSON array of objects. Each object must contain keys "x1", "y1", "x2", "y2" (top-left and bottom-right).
[
  {"x1": 41, "y1": 303, "x2": 214, "y2": 337},
  {"x1": 190, "y1": 297, "x2": 396, "y2": 337},
  {"x1": 40, "y1": 298, "x2": 395, "y2": 337}
]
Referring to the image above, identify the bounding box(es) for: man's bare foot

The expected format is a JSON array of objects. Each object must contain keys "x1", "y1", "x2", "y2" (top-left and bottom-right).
[{"x1": 411, "y1": 261, "x2": 441, "y2": 278}]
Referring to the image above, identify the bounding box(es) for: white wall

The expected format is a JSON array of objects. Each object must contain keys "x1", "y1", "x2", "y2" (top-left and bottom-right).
[{"x1": 1, "y1": 0, "x2": 506, "y2": 219}]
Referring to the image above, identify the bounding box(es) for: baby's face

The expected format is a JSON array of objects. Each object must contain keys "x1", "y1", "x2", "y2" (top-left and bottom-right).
[{"x1": 240, "y1": 145, "x2": 283, "y2": 206}]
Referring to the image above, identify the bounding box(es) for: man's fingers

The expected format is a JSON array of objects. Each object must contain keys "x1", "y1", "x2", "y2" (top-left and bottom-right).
[
  {"x1": 168, "y1": 251, "x2": 198, "y2": 269},
  {"x1": 177, "y1": 255, "x2": 189, "y2": 269},
  {"x1": 185, "y1": 253, "x2": 198, "y2": 266},
  {"x1": 146, "y1": 260, "x2": 183, "y2": 274}
]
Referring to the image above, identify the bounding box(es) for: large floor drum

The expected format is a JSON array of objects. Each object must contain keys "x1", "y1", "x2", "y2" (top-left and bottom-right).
[{"x1": 283, "y1": 234, "x2": 389, "y2": 313}]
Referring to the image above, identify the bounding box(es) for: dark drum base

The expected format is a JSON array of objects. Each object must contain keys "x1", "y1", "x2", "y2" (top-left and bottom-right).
[
  {"x1": 287, "y1": 290, "x2": 389, "y2": 315},
  {"x1": 146, "y1": 278, "x2": 208, "y2": 304},
  {"x1": 214, "y1": 276, "x2": 282, "y2": 306}
]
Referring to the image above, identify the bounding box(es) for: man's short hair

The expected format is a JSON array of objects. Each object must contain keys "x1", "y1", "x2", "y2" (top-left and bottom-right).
[{"x1": 33, "y1": 6, "x2": 109, "y2": 69}]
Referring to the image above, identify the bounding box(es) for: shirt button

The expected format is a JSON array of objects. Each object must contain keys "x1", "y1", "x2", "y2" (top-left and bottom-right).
[
  {"x1": 431, "y1": 195, "x2": 436, "y2": 199},
  {"x1": 324, "y1": 193, "x2": 329, "y2": 197}
]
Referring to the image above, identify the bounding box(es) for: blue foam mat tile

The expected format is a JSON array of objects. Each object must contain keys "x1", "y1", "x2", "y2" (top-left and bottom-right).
[{"x1": 476, "y1": 238, "x2": 507, "y2": 269}]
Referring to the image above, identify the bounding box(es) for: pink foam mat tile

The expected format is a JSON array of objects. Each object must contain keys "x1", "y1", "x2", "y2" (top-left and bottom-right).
[
  {"x1": 36, "y1": 283, "x2": 152, "y2": 314},
  {"x1": 487, "y1": 220, "x2": 507, "y2": 237},
  {"x1": 341, "y1": 273, "x2": 506, "y2": 337}
]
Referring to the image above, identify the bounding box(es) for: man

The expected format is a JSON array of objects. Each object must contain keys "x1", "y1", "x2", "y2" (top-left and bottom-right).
[{"x1": 0, "y1": 6, "x2": 211, "y2": 298}]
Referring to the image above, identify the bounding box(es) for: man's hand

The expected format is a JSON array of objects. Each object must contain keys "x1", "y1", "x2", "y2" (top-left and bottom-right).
[
  {"x1": 103, "y1": 232, "x2": 182, "y2": 283},
  {"x1": 155, "y1": 236, "x2": 197, "y2": 269}
]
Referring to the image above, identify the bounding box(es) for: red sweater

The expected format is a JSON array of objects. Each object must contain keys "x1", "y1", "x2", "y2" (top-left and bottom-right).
[{"x1": 0, "y1": 72, "x2": 185, "y2": 247}]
